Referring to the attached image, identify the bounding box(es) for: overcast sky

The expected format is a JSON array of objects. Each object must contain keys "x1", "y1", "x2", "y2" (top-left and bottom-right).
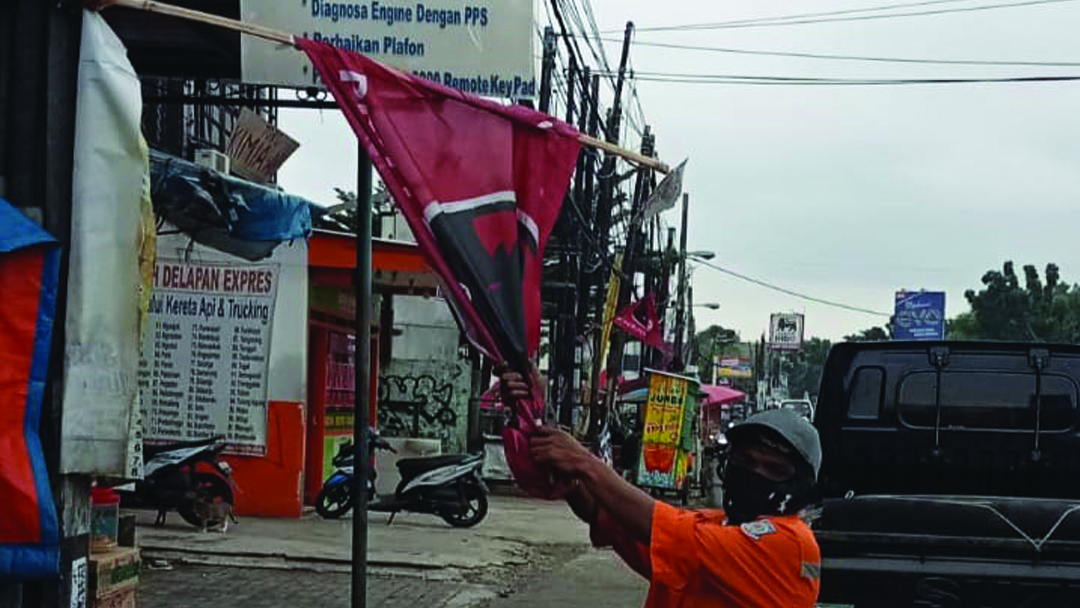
[{"x1": 278, "y1": 0, "x2": 1080, "y2": 342}]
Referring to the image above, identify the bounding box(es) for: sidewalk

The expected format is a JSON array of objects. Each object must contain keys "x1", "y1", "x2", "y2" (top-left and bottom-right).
[{"x1": 136, "y1": 494, "x2": 591, "y2": 576}]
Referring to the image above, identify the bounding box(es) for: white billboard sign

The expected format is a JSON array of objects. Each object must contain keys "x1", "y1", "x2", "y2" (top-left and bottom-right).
[
  {"x1": 138, "y1": 259, "x2": 280, "y2": 455},
  {"x1": 769, "y1": 313, "x2": 805, "y2": 351},
  {"x1": 241, "y1": 0, "x2": 536, "y2": 97}
]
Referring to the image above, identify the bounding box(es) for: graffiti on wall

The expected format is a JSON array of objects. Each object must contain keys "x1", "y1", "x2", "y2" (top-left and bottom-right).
[{"x1": 377, "y1": 374, "x2": 457, "y2": 444}]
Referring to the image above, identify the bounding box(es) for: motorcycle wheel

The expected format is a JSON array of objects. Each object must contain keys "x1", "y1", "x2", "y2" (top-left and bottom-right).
[
  {"x1": 178, "y1": 473, "x2": 234, "y2": 528},
  {"x1": 440, "y1": 482, "x2": 488, "y2": 528},
  {"x1": 315, "y1": 481, "x2": 354, "y2": 519}
]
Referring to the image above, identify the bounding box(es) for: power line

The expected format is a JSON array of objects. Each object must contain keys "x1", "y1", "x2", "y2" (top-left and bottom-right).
[
  {"x1": 615, "y1": 0, "x2": 992, "y2": 30},
  {"x1": 594, "y1": 38, "x2": 1080, "y2": 67},
  {"x1": 691, "y1": 258, "x2": 892, "y2": 317},
  {"x1": 546, "y1": 0, "x2": 618, "y2": 142},
  {"x1": 618, "y1": 0, "x2": 1080, "y2": 32},
  {"x1": 604, "y1": 72, "x2": 1080, "y2": 85}
]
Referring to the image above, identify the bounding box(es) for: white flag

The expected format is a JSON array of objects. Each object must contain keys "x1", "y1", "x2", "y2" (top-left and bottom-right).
[{"x1": 642, "y1": 159, "x2": 687, "y2": 221}]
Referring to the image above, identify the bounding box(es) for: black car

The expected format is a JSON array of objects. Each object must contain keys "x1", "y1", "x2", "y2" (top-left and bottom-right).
[{"x1": 814, "y1": 341, "x2": 1080, "y2": 608}]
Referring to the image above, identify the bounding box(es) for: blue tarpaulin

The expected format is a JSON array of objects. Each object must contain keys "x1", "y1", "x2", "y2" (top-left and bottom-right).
[
  {"x1": 0, "y1": 198, "x2": 60, "y2": 579},
  {"x1": 149, "y1": 150, "x2": 312, "y2": 260}
]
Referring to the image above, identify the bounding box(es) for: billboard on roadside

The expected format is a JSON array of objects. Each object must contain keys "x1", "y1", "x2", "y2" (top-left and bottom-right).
[
  {"x1": 241, "y1": 0, "x2": 536, "y2": 96},
  {"x1": 769, "y1": 313, "x2": 804, "y2": 351},
  {"x1": 893, "y1": 291, "x2": 946, "y2": 340}
]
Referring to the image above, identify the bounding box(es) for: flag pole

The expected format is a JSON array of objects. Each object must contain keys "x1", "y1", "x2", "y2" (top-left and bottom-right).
[{"x1": 94, "y1": 0, "x2": 671, "y2": 173}]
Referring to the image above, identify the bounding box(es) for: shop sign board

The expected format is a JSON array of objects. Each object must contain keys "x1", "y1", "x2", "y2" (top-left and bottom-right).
[
  {"x1": 769, "y1": 313, "x2": 804, "y2": 351},
  {"x1": 638, "y1": 370, "x2": 699, "y2": 490},
  {"x1": 894, "y1": 290, "x2": 946, "y2": 340},
  {"x1": 138, "y1": 259, "x2": 280, "y2": 455},
  {"x1": 240, "y1": 0, "x2": 536, "y2": 97}
]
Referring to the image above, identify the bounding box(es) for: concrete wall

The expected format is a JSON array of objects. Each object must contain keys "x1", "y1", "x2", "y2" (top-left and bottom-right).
[{"x1": 377, "y1": 296, "x2": 471, "y2": 454}]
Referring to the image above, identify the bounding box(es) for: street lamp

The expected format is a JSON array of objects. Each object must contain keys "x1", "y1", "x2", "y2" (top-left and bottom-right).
[
  {"x1": 688, "y1": 250, "x2": 715, "y2": 261},
  {"x1": 693, "y1": 303, "x2": 720, "y2": 310}
]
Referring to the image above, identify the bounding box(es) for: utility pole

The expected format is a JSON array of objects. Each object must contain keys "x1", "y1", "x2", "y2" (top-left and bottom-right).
[
  {"x1": 571, "y1": 68, "x2": 596, "y2": 429},
  {"x1": 651, "y1": 227, "x2": 676, "y2": 369},
  {"x1": 587, "y1": 22, "x2": 634, "y2": 442},
  {"x1": 672, "y1": 193, "x2": 689, "y2": 371},
  {"x1": 595, "y1": 126, "x2": 653, "y2": 442},
  {"x1": 538, "y1": 26, "x2": 556, "y2": 115}
]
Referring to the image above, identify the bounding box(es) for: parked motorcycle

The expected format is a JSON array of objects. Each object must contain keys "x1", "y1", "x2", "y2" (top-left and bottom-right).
[
  {"x1": 118, "y1": 436, "x2": 236, "y2": 528},
  {"x1": 315, "y1": 430, "x2": 489, "y2": 528}
]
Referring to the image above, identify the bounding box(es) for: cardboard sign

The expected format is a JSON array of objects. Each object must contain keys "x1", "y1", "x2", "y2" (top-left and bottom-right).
[{"x1": 225, "y1": 109, "x2": 300, "y2": 184}]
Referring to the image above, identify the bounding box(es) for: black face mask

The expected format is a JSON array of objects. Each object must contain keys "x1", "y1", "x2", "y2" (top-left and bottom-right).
[{"x1": 721, "y1": 463, "x2": 815, "y2": 525}]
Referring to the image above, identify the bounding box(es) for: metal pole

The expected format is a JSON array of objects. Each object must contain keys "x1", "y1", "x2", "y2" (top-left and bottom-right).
[
  {"x1": 673, "y1": 193, "x2": 689, "y2": 371},
  {"x1": 352, "y1": 149, "x2": 373, "y2": 608},
  {"x1": 538, "y1": 26, "x2": 556, "y2": 114}
]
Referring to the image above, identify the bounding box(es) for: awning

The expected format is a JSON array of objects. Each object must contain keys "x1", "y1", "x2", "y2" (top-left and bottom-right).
[
  {"x1": 701, "y1": 384, "x2": 745, "y2": 409},
  {"x1": 308, "y1": 229, "x2": 439, "y2": 296}
]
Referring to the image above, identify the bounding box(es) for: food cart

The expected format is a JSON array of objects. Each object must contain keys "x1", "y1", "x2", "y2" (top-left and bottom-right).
[{"x1": 636, "y1": 370, "x2": 701, "y2": 499}]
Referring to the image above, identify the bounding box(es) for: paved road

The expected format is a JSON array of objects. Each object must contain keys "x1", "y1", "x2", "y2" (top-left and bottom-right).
[{"x1": 479, "y1": 548, "x2": 648, "y2": 608}]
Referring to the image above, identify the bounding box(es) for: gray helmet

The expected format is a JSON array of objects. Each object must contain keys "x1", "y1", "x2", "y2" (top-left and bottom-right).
[{"x1": 727, "y1": 409, "x2": 822, "y2": 478}]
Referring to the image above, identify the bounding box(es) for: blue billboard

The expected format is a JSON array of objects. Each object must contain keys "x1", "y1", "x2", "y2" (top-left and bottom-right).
[{"x1": 893, "y1": 291, "x2": 946, "y2": 340}]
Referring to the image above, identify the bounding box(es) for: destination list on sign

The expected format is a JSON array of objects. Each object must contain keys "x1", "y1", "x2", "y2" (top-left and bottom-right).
[{"x1": 138, "y1": 260, "x2": 279, "y2": 455}]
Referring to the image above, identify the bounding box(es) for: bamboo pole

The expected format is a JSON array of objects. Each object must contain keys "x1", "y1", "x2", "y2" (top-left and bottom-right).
[{"x1": 96, "y1": 0, "x2": 671, "y2": 173}]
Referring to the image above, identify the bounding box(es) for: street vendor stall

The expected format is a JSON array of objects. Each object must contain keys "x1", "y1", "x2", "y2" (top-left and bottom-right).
[{"x1": 699, "y1": 384, "x2": 745, "y2": 443}]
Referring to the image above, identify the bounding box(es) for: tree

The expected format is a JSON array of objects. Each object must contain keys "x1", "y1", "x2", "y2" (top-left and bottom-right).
[
  {"x1": 310, "y1": 183, "x2": 394, "y2": 235},
  {"x1": 693, "y1": 324, "x2": 741, "y2": 383},
  {"x1": 945, "y1": 311, "x2": 980, "y2": 340},
  {"x1": 782, "y1": 337, "x2": 832, "y2": 399},
  {"x1": 844, "y1": 326, "x2": 890, "y2": 342},
  {"x1": 959, "y1": 261, "x2": 1080, "y2": 343}
]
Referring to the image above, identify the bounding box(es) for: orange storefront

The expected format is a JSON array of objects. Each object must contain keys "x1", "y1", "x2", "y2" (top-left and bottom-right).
[
  {"x1": 301, "y1": 230, "x2": 437, "y2": 507},
  {"x1": 219, "y1": 230, "x2": 435, "y2": 517}
]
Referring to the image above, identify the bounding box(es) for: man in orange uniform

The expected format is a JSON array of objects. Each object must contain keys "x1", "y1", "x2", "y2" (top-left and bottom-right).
[{"x1": 501, "y1": 370, "x2": 822, "y2": 607}]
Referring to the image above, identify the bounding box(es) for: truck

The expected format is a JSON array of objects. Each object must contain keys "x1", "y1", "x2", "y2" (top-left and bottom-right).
[{"x1": 813, "y1": 341, "x2": 1080, "y2": 608}]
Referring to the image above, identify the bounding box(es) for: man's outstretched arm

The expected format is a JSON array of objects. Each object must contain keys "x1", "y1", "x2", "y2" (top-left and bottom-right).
[
  {"x1": 497, "y1": 366, "x2": 655, "y2": 544},
  {"x1": 530, "y1": 426, "x2": 656, "y2": 544}
]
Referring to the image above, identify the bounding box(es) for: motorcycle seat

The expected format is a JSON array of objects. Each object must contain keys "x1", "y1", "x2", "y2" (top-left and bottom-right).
[{"x1": 396, "y1": 454, "x2": 473, "y2": 478}]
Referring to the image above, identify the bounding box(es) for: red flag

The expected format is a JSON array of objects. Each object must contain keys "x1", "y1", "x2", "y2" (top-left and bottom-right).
[
  {"x1": 299, "y1": 40, "x2": 581, "y2": 498},
  {"x1": 613, "y1": 294, "x2": 665, "y2": 348}
]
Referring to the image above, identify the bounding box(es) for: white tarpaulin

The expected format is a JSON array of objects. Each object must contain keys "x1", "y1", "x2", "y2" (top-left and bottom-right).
[{"x1": 61, "y1": 11, "x2": 153, "y2": 478}]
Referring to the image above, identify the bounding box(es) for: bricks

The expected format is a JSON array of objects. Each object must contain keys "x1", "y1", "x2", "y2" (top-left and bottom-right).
[{"x1": 139, "y1": 565, "x2": 469, "y2": 608}]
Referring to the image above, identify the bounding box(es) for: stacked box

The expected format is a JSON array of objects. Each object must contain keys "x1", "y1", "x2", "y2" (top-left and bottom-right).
[{"x1": 90, "y1": 547, "x2": 140, "y2": 608}]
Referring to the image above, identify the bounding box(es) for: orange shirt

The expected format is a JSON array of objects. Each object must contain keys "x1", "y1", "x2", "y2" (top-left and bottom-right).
[{"x1": 591, "y1": 502, "x2": 820, "y2": 608}]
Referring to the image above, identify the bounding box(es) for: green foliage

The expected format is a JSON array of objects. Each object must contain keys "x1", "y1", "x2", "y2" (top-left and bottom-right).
[
  {"x1": 311, "y1": 183, "x2": 394, "y2": 233},
  {"x1": 693, "y1": 324, "x2": 741, "y2": 382},
  {"x1": 958, "y1": 261, "x2": 1080, "y2": 343},
  {"x1": 844, "y1": 326, "x2": 890, "y2": 342},
  {"x1": 782, "y1": 337, "x2": 832, "y2": 399}
]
